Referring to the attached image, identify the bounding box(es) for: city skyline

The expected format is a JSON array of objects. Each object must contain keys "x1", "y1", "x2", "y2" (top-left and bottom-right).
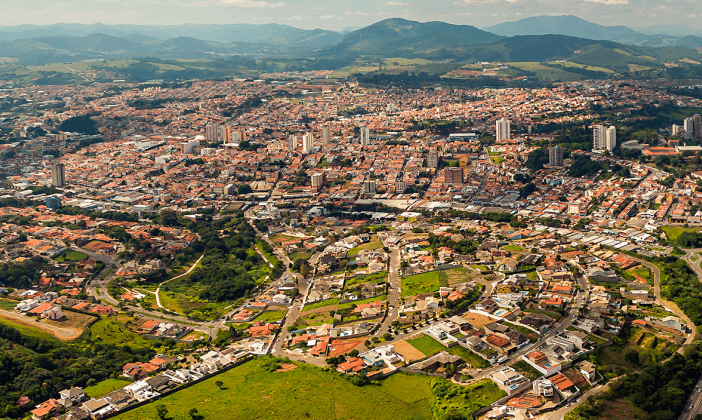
[{"x1": 1, "y1": 0, "x2": 701, "y2": 33}]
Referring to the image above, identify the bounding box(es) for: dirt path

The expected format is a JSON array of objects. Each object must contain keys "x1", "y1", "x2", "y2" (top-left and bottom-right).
[
  {"x1": 155, "y1": 253, "x2": 205, "y2": 310},
  {"x1": 0, "y1": 309, "x2": 83, "y2": 341}
]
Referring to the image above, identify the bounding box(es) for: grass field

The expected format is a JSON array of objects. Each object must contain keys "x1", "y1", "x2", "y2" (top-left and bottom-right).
[
  {"x1": 85, "y1": 378, "x2": 132, "y2": 399},
  {"x1": 433, "y1": 379, "x2": 506, "y2": 419},
  {"x1": 401, "y1": 271, "x2": 441, "y2": 297},
  {"x1": 55, "y1": 250, "x2": 88, "y2": 262},
  {"x1": 0, "y1": 297, "x2": 18, "y2": 310},
  {"x1": 112, "y1": 358, "x2": 438, "y2": 420},
  {"x1": 345, "y1": 272, "x2": 388, "y2": 289},
  {"x1": 0, "y1": 316, "x2": 60, "y2": 342},
  {"x1": 503, "y1": 245, "x2": 524, "y2": 252},
  {"x1": 303, "y1": 298, "x2": 339, "y2": 312},
  {"x1": 89, "y1": 317, "x2": 155, "y2": 349},
  {"x1": 661, "y1": 226, "x2": 699, "y2": 242},
  {"x1": 254, "y1": 310, "x2": 288, "y2": 323},
  {"x1": 508, "y1": 62, "x2": 585, "y2": 81},
  {"x1": 512, "y1": 360, "x2": 542, "y2": 381},
  {"x1": 348, "y1": 240, "x2": 384, "y2": 256}
]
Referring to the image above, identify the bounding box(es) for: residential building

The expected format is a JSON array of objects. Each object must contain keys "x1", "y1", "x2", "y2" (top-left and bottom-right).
[
  {"x1": 548, "y1": 145, "x2": 563, "y2": 167},
  {"x1": 51, "y1": 163, "x2": 65, "y2": 187},
  {"x1": 684, "y1": 117, "x2": 694, "y2": 140},
  {"x1": 593, "y1": 125, "x2": 616, "y2": 152},
  {"x1": 360, "y1": 126, "x2": 370, "y2": 146},
  {"x1": 496, "y1": 117, "x2": 510, "y2": 142},
  {"x1": 302, "y1": 132, "x2": 314, "y2": 153},
  {"x1": 322, "y1": 124, "x2": 331, "y2": 145}
]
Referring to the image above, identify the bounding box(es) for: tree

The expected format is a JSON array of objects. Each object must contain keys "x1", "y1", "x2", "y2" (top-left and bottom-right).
[
  {"x1": 215, "y1": 380, "x2": 224, "y2": 389},
  {"x1": 157, "y1": 404, "x2": 169, "y2": 420},
  {"x1": 189, "y1": 408, "x2": 204, "y2": 420}
]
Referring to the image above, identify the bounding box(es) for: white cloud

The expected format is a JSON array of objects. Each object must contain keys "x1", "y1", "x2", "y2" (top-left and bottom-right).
[
  {"x1": 320, "y1": 14, "x2": 334, "y2": 19},
  {"x1": 387, "y1": 1, "x2": 409, "y2": 5},
  {"x1": 584, "y1": 0, "x2": 628, "y2": 4}
]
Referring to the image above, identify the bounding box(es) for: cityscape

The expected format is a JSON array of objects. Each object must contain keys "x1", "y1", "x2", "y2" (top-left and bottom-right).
[{"x1": 4, "y1": 3, "x2": 702, "y2": 420}]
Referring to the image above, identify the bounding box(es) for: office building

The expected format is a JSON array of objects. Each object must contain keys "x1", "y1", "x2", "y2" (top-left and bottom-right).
[
  {"x1": 311, "y1": 173, "x2": 324, "y2": 189},
  {"x1": 496, "y1": 118, "x2": 510, "y2": 142},
  {"x1": 51, "y1": 163, "x2": 65, "y2": 187},
  {"x1": 548, "y1": 145, "x2": 564, "y2": 167},
  {"x1": 322, "y1": 124, "x2": 331, "y2": 146},
  {"x1": 360, "y1": 127, "x2": 370, "y2": 146},
  {"x1": 302, "y1": 132, "x2": 314, "y2": 153},
  {"x1": 444, "y1": 167, "x2": 464, "y2": 186},
  {"x1": 693, "y1": 114, "x2": 702, "y2": 138},
  {"x1": 684, "y1": 117, "x2": 694, "y2": 140}
]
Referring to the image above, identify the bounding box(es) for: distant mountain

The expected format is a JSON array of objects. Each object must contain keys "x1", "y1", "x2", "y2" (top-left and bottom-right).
[
  {"x1": 0, "y1": 23, "x2": 343, "y2": 47},
  {"x1": 484, "y1": 15, "x2": 702, "y2": 48},
  {"x1": 325, "y1": 18, "x2": 502, "y2": 56},
  {"x1": 674, "y1": 36, "x2": 702, "y2": 49}
]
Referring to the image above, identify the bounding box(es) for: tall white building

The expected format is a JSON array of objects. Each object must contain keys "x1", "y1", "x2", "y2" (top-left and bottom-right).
[
  {"x1": 288, "y1": 135, "x2": 298, "y2": 151},
  {"x1": 302, "y1": 132, "x2": 314, "y2": 153},
  {"x1": 673, "y1": 124, "x2": 684, "y2": 137},
  {"x1": 496, "y1": 118, "x2": 510, "y2": 142},
  {"x1": 322, "y1": 124, "x2": 331, "y2": 146},
  {"x1": 684, "y1": 117, "x2": 694, "y2": 140},
  {"x1": 360, "y1": 127, "x2": 370, "y2": 146},
  {"x1": 311, "y1": 173, "x2": 324, "y2": 189},
  {"x1": 593, "y1": 125, "x2": 616, "y2": 152}
]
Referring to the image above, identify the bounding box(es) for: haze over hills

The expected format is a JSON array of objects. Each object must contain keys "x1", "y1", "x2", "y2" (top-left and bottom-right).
[
  {"x1": 0, "y1": 23, "x2": 343, "y2": 47},
  {"x1": 484, "y1": 15, "x2": 702, "y2": 48}
]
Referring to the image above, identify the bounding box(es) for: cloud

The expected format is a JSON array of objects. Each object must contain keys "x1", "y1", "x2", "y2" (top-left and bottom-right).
[
  {"x1": 387, "y1": 1, "x2": 409, "y2": 5},
  {"x1": 583, "y1": 0, "x2": 628, "y2": 4},
  {"x1": 320, "y1": 14, "x2": 334, "y2": 19}
]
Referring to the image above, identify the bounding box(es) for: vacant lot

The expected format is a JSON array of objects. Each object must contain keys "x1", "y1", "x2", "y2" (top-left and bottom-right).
[
  {"x1": 461, "y1": 312, "x2": 497, "y2": 329},
  {"x1": 661, "y1": 226, "x2": 699, "y2": 241},
  {"x1": 407, "y1": 334, "x2": 446, "y2": 358},
  {"x1": 112, "y1": 358, "x2": 437, "y2": 420},
  {"x1": 55, "y1": 249, "x2": 88, "y2": 262},
  {"x1": 85, "y1": 378, "x2": 131, "y2": 398},
  {"x1": 401, "y1": 271, "x2": 441, "y2": 297},
  {"x1": 348, "y1": 240, "x2": 384, "y2": 256},
  {"x1": 254, "y1": 310, "x2": 288, "y2": 323},
  {"x1": 393, "y1": 339, "x2": 427, "y2": 362},
  {"x1": 89, "y1": 317, "x2": 155, "y2": 349},
  {"x1": 0, "y1": 309, "x2": 94, "y2": 341}
]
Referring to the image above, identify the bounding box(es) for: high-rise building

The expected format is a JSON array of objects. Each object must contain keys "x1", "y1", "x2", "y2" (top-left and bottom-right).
[
  {"x1": 238, "y1": 128, "x2": 247, "y2": 143},
  {"x1": 322, "y1": 124, "x2": 331, "y2": 146},
  {"x1": 444, "y1": 167, "x2": 464, "y2": 186},
  {"x1": 673, "y1": 124, "x2": 684, "y2": 137},
  {"x1": 302, "y1": 132, "x2": 314, "y2": 153},
  {"x1": 593, "y1": 125, "x2": 616, "y2": 152},
  {"x1": 427, "y1": 152, "x2": 439, "y2": 168},
  {"x1": 693, "y1": 114, "x2": 702, "y2": 138},
  {"x1": 395, "y1": 180, "x2": 406, "y2": 193},
  {"x1": 362, "y1": 180, "x2": 376, "y2": 194},
  {"x1": 684, "y1": 117, "x2": 694, "y2": 140},
  {"x1": 288, "y1": 135, "x2": 297, "y2": 151},
  {"x1": 360, "y1": 127, "x2": 370, "y2": 146},
  {"x1": 605, "y1": 126, "x2": 617, "y2": 151},
  {"x1": 548, "y1": 145, "x2": 564, "y2": 167},
  {"x1": 311, "y1": 173, "x2": 324, "y2": 189},
  {"x1": 205, "y1": 124, "x2": 218, "y2": 142},
  {"x1": 51, "y1": 163, "x2": 65, "y2": 187},
  {"x1": 496, "y1": 118, "x2": 510, "y2": 142}
]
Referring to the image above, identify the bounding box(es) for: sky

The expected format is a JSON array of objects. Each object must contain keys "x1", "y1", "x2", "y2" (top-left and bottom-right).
[{"x1": 0, "y1": 0, "x2": 701, "y2": 32}]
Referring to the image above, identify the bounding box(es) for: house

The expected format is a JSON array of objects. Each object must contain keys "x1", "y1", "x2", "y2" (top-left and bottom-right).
[
  {"x1": 491, "y1": 366, "x2": 526, "y2": 387},
  {"x1": 59, "y1": 387, "x2": 85, "y2": 404},
  {"x1": 578, "y1": 360, "x2": 598, "y2": 383},
  {"x1": 496, "y1": 257, "x2": 519, "y2": 273},
  {"x1": 31, "y1": 399, "x2": 60, "y2": 420},
  {"x1": 522, "y1": 350, "x2": 561, "y2": 376},
  {"x1": 122, "y1": 362, "x2": 159, "y2": 380},
  {"x1": 337, "y1": 357, "x2": 367, "y2": 373},
  {"x1": 81, "y1": 398, "x2": 113, "y2": 419},
  {"x1": 564, "y1": 330, "x2": 590, "y2": 348}
]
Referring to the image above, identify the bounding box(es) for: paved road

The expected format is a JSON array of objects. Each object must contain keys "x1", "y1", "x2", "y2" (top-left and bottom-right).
[
  {"x1": 374, "y1": 248, "x2": 400, "y2": 338},
  {"x1": 680, "y1": 375, "x2": 702, "y2": 420},
  {"x1": 628, "y1": 256, "x2": 696, "y2": 350},
  {"x1": 539, "y1": 380, "x2": 615, "y2": 420},
  {"x1": 154, "y1": 253, "x2": 205, "y2": 310}
]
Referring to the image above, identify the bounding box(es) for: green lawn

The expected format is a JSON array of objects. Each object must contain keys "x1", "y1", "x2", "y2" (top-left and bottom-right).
[
  {"x1": 348, "y1": 241, "x2": 384, "y2": 256},
  {"x1": 256, "y1": 242, "x2": 281, "y2": 266},
  {"x1": 661, "y1": 226, "x2": 699, "y2": 241},
  {"x1": 254, "y1": 310, "x2": 288, "y2": 323},
  {"x1": 85, "y1": 378, "x2": 132, "y2": 398},
  {"x1": 503, "y1": 245, "x2": 523, "y2": 252},
  {"x1": 471, "y1": 265, "x2": 489, "y2": 272},
  {"x1": 55, "y1": 250, "x2": 88, "y2": 262},
  {"x1": 526, "y1": 271, "x2": 539, "y2": 281},
  {"x1": 345, "y1": 272, "x2": 388, "y2": 289},
  {"x1": 407, "y1": 334, "x2": 446, "y2": 357},
  {"x1": 401, "y1": 271, "x2": 441, "y2": 297},
  {"x1": 303, "y1": 298, "x2": 339, "y2": 312},
  {"x1": 111, "y1": 358, "x2": 438, "y2": 420}
]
